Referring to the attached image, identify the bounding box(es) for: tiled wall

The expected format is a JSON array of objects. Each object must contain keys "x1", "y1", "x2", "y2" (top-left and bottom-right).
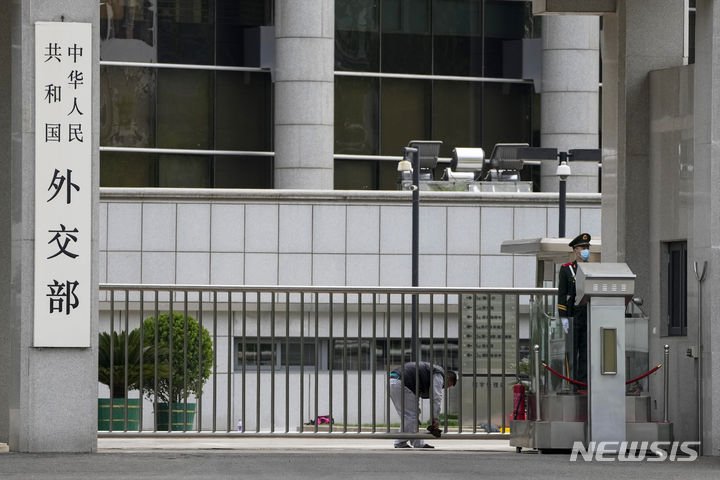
[{"x1": 100, "y1": 189, "x2": 602, "y2": 288}]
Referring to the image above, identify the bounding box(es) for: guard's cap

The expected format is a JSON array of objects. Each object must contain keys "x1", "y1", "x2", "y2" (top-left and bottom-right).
[{"x1": 569, "y1": 233, "x2": 591, "y2": 248}]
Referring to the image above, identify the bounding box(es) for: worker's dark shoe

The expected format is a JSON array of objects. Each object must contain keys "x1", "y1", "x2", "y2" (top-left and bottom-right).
[
  {"x1": 394, "y1": 443, "x2": 411, "y2": 448},
  {"x1": 416, "y1": 444, "x2": 435, "y2": 449}
]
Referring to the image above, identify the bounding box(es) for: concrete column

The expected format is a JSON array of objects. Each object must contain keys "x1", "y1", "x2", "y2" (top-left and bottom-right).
[
  {"x1": 274, "y1": 0, "x2": 334, "y2": 189},
  {"x1": 693, "y1": 0, "x2": 720, "y2": 456},
  {"x1": 540, "y1": 15, "x2": 600, "y2": 194},
  {"x1": 0, "y1": 0, "x2": 99, "y2": 452}
]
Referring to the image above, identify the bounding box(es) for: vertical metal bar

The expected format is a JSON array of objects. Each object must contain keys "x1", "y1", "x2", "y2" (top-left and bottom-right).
[
  {"x1": 411, "y1": 149, "x2": 419, "y2": 365},
  {"x1": 256, "y1": 293, "x2": 261, "y2": 433},
  {"x1": 300, "y1": 293, "x2": 305, "y2": 432},
  {"x1": 501, "y1": 294, "x2": 507, "y2": 433},
  {"x1": 168, "y1": 292, "x2": 174, "y2": 433},
  {"x1": 270, "y1": 293, "x2": 276, "y2": 433},
  {"x1": 400, "y1": 293, "x2": 405, "y2": 436},
  {"x1": 457, "y1": 293, "x2": 463, "y2": 434},
  {"x1": 241, "y1": 291, "x2": 247, "y2": 434},
  {"x1": 212, "y1": 291, "x2": 218, "y2": 432},
  {"x1": 430, "y1": 294, "x2": 435, "y2": 423},
  {"x1": 139, "y1": 290, "x2": 144, "y2": 432},
  {"x1": 534, "y1": 344, "x2": 541, "y2": 421},
  {"x1": 443, "y1": 294, "x2": 448, "y2": 433},
  {"x1": 328, "y1": 294, "x2": 334, "y2": 434},
  {"x1": 183, "y1": 291, "x2": 189, "y2": 432},
  {"x1": 357, "y1": 294, "x2": 362, "y2": 433},
  {"x1": 197, "y1": 291, "x2": 203, "y2": 432},
  {"x1": 664, "y1": 344, "x2": 670, "y2": 423},
  {"x1": 385, "y1": 293, "x2": 391, "y2": 434},
  {"x1": 472, "y1": 294, "x2": 477, "y2": 433},
  {"x1": 486, "y1": 293, "x2": 492, "y2": 433},
  {"x1": 314, "y1": 293, "x2": 319, "y2": 434},
  {"x1": 109, "y1": 290, "x2": 115, "y2": 432},
  {"x1": 285, "y1": 294, "x2": 290, "y2": 433},
  {"x1": 371, "y1": 293, "x2": 377, "y2": 433},
  {"x1": 343, "y1": 293, "x2": 348, "y2": 433},
  {"x1": 227, "y1": 291, "x2": 232, "y2": 432},
  {"x1": 124, "y1": 290, "x2": 129, "y2": 431},
  {"x1": 153, "y1": 291, "x2": 159, "y2": 432}
]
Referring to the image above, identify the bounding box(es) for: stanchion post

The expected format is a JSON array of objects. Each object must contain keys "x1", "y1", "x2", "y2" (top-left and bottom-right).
[
  {"x1": 663, "y1": 344, "x2": 669, "y2": 423},
  {"x1": 534, "y1": 344, "x2": 541, "y2": 421}
]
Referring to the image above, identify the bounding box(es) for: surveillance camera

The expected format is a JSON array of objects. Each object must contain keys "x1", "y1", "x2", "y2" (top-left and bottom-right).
[{"x1": 556, "y1": 161, "x2": 571, "y2": 180}]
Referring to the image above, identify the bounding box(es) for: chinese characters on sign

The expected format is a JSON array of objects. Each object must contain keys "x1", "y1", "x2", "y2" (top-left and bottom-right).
[{"x1": 34, "y1": 22, "x2": 92, "y2": 347}]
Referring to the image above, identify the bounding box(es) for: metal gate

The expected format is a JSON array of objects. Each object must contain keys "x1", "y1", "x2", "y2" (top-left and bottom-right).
[{"x1": 98, "y1": 284, "x2": 555, "y2": 439}]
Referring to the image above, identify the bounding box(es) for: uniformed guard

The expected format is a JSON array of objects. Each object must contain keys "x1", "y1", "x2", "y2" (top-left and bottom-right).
[{"x1": 558, "y1": 233, "x2": 592, "y2": 389}]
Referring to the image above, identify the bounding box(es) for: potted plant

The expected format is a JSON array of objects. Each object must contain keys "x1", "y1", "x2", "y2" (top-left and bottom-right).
[
  {"x1": 98, "y1": 328, "x2": 164, "y2": 431},
  {"x1": 139, "y1": 312, "x2": 213, "y2": 431}
]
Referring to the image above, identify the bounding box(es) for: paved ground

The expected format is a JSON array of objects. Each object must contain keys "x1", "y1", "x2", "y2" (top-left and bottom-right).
[{"x1": 1, "y1": 439, "x2": 719, "y2": 480}]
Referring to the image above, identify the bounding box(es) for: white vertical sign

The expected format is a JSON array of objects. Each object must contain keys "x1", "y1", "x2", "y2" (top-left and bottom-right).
[{"x1": 34, "y1": 22, "x2": 92, "y2": 347}]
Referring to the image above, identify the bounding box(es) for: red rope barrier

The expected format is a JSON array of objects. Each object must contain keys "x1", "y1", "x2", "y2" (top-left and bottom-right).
[
  {"x1": 541, "y1": 363, "x2": 587, "y2": 387},
  {"x1": 541, "y1": 362, "x2": 664, "y2": 387},
  {"x1": 625, "y1": 364, "x2": 663, "y2": 384}
]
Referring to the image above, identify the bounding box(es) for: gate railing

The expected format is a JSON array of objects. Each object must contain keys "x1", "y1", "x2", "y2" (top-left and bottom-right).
[{"x1": 98, "y1": 284, "x2": 556, "y2": 438}]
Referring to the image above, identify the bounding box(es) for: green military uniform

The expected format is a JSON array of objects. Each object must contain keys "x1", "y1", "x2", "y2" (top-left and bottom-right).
[{"x1": 558, "y1": 233, "x2": 591, "y2": 387}]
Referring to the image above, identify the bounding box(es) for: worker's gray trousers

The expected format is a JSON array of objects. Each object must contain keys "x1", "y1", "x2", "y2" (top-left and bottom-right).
[{"x1": 389, "y1": 378, "x2": 426, "y2": 447}]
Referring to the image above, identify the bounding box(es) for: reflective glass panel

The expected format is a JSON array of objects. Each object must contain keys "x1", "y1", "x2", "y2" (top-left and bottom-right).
[
  {"x1": 432, "y1": 0, "x2": 483, "y2": 76},
  {"x1": 334, "y1": 160, "x2": 376, "y2": 190},
  {"x1": 158, "y1": 154, "x2": 212, "y2": 187},
  {"x1": 432, "y1": 80, "x2": 483, "y2": 158},
  {"x1": 156, "y1": 69, "x2": 213, "y2": 149},
  {"x1": 214, "y1": 156, "x2": 272, "y2": 188},
  {"x1": 157, "y1": 0, "x2": 213, "y2": 64},
  {"x1": 100, "y1": 0, "x2": 156, "y2": 62},
  {"x1": 335, "y1": 0, "x2": 379, "y2": 71},
  {"x1": 381, "y1": 0, "x2": 431, "y2": 73},
  {"x1": 100, "y1": 66, "x2": 156, "y2": 147},
  {"x1": 215, "y1": 71, "x2": 272, "y2": 151},
  {"x1": 100, "y1": 152, "x2": 156, "y2": 187},
  {"x1": 482, "y1": 82, "x2": 532, "y2": 153},
  {"x1": 335, "y1": 76, "x2": 379, "y2": 155},
  {"x1": 483, "y1": 0, "x2": 532, "y2": 77},
  {"x1": 380, "y1": 78, "x2": 430, "y2": 155}
]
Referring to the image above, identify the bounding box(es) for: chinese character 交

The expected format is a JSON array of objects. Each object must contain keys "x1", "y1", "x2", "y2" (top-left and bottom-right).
[{"x1": 47, "y1": 224, "x2": 79, "y2": 259}]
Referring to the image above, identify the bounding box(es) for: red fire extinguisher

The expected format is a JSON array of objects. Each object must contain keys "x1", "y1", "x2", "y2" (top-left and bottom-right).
[{"x1": 510, "y1": 383, "x2": 526, "y2": 421}]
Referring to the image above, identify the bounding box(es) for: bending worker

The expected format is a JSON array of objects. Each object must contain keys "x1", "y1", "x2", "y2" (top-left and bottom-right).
[
  {"x1": 558, "y1": 233, "x2": 592, "y2": 389},
  {"x1": 389, "y1": 361, "x2": 457, "y2": 449}
]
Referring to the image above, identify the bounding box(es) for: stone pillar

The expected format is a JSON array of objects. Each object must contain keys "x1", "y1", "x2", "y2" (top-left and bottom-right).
[
  {"x1": 693, "y1": 0, "x2": 720, "y2": 456},
  {"x1": 274, "y1": 0, "x2": 334, "y2": 189},
  {"x1": 540, "y1": 15, "x2": 600, "y2": 194},
  {"x1": 0, "y1": 0, "x2": 99, "y2": 452}
]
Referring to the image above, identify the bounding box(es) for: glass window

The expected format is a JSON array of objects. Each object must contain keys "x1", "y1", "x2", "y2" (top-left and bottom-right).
[
  {"x1": 214, "y1": 156, "x2": 272, "y2": 188},
  {"x1": 156, "y1": 69, "x2": 213, "y2": 150},
  {"x1": 335, "y1": 0, "x2": 379, "y2": 71},
  {"x1": 482, "y1": 82, "x2": 532, "y2": 153},
  {"x1": 335, "y1": 76, "x2": 379, "y2": 155},
  {"x1": 381, "y1": 0, "x2": 431, "y2": 73},
  {"x1": 100, "y1": 66, "x2": 156, "y2": 148},
  {"x1": 235, "y1": 338, "x2": 320, "y2": 370},
  {"x1": 334, "y1": 160, "x2": 377, "y2": 190},
  {"x1": 215, "y1": 71, "x2": 272, "y2": 151},
  {"x1": 666, "y1": 241, "x2": 687, "y2": 336},
  {"x1": 432, "y1": 80, "x2": 483, "y2": 158},
  {"x1": 100, "y1": 152, "x2": 156, "y2": 187},
  {"x1": 216, "y1": 0, "x2": 273, "y2": 66},
  {"x1": 483, "y1": 0, "x2": 532, "y2": 77},
  {"x1": 158, "y1": 154, "x2": 212, "y2": 187},
  {"x1": 432, "y1": 0, "x2": 483, "y2": 76},
  {"x1": 380, "y1": 78, "x2": 431, "y2": 155},
  {"x1": 100, "y1": 0, "x2": 156, "y2": 62},
  {"x1": 157, "y1": 0, "x2": 214, "y2": 65},
  {"x1": 236, "y1": 340, "x2": 276, "y2": 369}
]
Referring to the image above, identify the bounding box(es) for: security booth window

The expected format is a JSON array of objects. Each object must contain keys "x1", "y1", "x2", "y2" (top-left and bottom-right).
[{"x1": 665, "y1": 241, "x2": 687, "y2": 336}]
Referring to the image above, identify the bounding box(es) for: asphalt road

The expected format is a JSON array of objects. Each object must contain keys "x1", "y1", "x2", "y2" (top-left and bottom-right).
[{"x1": 1, "y1": 449, "x2": 719, "y2": 480}]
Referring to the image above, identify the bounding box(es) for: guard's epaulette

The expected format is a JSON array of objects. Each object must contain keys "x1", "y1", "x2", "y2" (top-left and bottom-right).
[{"x1": 562, "y1": 262, "x2": 573, "y2": 267}]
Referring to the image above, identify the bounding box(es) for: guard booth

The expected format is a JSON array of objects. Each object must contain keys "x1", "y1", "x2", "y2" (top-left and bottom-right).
[{"x1": 501, "y1": 238, "x2": 672, "y2": 452}]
